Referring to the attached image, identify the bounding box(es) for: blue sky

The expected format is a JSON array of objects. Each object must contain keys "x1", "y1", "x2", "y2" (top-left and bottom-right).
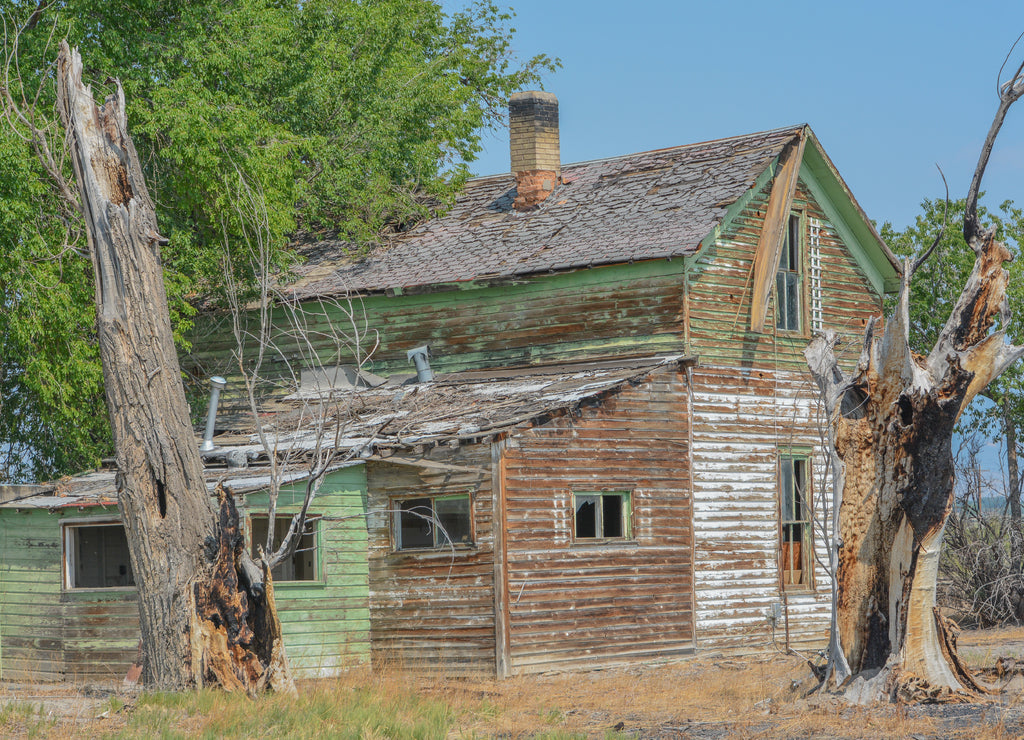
[{"x1": 446, "y1": 0, "x2": 1023, "y2": 232}]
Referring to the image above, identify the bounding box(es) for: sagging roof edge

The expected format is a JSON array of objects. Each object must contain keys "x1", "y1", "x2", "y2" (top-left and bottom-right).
[{"x1": 4, "y1": 356, "x2": 698, "y2": 511}]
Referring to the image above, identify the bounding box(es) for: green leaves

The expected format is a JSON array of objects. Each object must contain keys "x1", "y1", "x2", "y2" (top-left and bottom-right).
[{"x1": 0, "y1": 0, "x2": 556, "y2": 480}]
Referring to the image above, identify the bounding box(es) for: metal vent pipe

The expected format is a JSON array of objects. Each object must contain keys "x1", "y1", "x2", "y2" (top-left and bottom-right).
[
  {"x1": 407, "y1": 346, "x2": 433, "y2": 383},
  {"x1": 201, "y1": 376, "x2": 228, "y2": 451}
]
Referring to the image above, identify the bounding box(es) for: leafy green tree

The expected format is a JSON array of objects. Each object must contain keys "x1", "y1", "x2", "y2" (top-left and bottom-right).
[
  {"x1": 881, "y1": 198, "x2": 1024, "y2": 520},
  {"x1": 0, "y1": 0, "x2": 556, "y2": 481}
]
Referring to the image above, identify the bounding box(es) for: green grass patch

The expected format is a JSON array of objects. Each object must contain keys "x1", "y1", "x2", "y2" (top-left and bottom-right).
[{"x1": 103, "y1": 682, "x2": 455, "y2": 739}]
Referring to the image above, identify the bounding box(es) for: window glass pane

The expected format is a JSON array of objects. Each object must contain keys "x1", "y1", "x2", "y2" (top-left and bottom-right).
[
  {"x1": 72, "y1": 525, "x2": 134, "y2": 588},
  {"x1": 399, "y1": 498, "x2": 434, "y2": 549},
  {"x1": 435, "y1": 496, "x2": 472, "y2": 546},
  {"x1": 575, "y1": 495, "x2": 598, "y2": 538},
  {"x1": 793, "y1": 460, "x2": 807, "y2": 521},
  {"x1": 250, "y1": 516, "x2": 317, "y2": 581},
  {"x1": 785, "y1": 272, "x2": 799, "y2": 329},
  {"x1": 780, "y1": 458, "x2": 794, "y2": 521},
  {"x1": 602, "y1": 494, "x2": 623, "y2": 537},
  {"x1": 788, "y1": 215, "x2": 801, "y2": 270}
]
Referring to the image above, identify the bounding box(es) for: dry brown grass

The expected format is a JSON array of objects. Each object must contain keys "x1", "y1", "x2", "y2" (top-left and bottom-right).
[{"x1": 4, "y1": 630, "x2": 1024, "y2": 738}]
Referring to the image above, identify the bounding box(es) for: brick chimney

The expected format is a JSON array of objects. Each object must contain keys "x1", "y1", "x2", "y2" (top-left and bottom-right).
[{"x1": 509, "y1": 91, "x2": 559, "y2": 210}]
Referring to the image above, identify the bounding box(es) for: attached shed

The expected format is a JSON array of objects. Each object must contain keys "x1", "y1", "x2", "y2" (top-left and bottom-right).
[{"x1": 0, "y1": 466, "x2": 371, "y2": 682}]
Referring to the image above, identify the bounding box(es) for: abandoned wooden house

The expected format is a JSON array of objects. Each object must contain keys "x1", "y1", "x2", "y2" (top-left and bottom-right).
[{"x1": 0, "y1": 91, "x2": 900, "y2": 681}]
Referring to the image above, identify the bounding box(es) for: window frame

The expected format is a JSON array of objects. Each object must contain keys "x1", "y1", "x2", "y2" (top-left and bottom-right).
[
  {"x1": 775, "y1": 211, "x2": 805, "y2": 334},
  {"x1": 247, "y1": 514, "x2": 323, "y2": 584},
  {"x1": 61, "y1": 520, "x2": 136, "y2": 592},
  {"x1": 391, "y1": 493, "x2": 474, "y2": 552},
  {"x1": 778, "y1": 454, "x2": 813, "y2": 590},
  {"x1": 571, "y1": 490, "x2": 634, "y2": 543}
]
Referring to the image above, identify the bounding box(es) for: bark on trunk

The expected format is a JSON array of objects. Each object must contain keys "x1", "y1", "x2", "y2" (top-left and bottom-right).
[
  {"x1": 56, "y1": 42, "x2": 292, "y2": 693},
  {"x1": 805, "y1": 56, "x2": 1024, "y2": 702},
  {"x1": 806, "y1": 223, "x2": 1024, "y2": 702}
]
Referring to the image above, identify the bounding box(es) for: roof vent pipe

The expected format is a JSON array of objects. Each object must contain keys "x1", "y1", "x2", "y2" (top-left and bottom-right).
[
  {"x1": 201, "y1": 376, "x2": 228, "y2": 452},
  {"x1": 407, "y1": 346, "x2": 434, "y2": 383}
]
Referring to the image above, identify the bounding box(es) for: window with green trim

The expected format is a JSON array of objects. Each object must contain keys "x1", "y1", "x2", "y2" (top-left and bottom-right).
[
  {"x1": 393, "y1": 494, "x2": 472, "y2": 550},
  {"x1": 776, "y1": 213, "x2": 803, "y2": 331},
  {"x1": 250, "y1": 515, "x2": 320, "y2": 582},
  {"x1": 573, "y1": 491, "x2": 632, "y2": 540},
  {"x1": 779, "y1": 456, "x2": 811, "y2": 588}
]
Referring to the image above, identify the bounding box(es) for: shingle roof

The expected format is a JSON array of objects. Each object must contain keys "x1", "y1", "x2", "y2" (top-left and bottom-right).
[{"x1": 288, "y1": 126, "x2": 803, "y2": 297}]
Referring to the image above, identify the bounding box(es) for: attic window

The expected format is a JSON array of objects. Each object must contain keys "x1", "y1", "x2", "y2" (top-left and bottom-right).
[
  {"x1": 63, "y1": 522, "x2": 135, "y2": 590},
  {"x1": 776, "y1": 214, "x2": 803, "y2": 331}
]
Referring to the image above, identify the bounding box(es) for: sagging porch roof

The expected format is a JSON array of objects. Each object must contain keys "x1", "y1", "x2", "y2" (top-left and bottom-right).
[{"x1": 2, "y1": 355, "x2": 692, "y2": 509}]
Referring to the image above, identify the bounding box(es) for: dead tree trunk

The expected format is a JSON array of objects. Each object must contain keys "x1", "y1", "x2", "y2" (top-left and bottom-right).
[
  {"x1": 805, "y1": 59, "x2": 1024, "y2": 701},
  {"x1": 55, "y1": 42, "x2": 292, "y2": 693}
]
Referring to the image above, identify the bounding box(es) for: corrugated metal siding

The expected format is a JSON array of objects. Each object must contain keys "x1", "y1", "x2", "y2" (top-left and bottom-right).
[
  {"x1": 241, "y1": 466, "x2": 371, "y2": 677},
  {"x1": 0, "y1": 506, "x2": 138, "y2": 682},
  {"x1": 501, "y1": 368, "x2": 695, "y2": 674},
  {"x1": 365, "y1": 447, "x2": 496, "y2": 674}
]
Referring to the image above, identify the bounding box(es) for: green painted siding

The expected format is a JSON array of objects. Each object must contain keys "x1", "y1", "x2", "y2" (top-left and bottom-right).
[
  {"x1": 687, "y1": 180, "x2": 883, "y2": 372},
  {"x1": 183, "y1": 174, "x2": 885, "y2": 425},
  {"x1": 184, "y1": 259, "x2": 690, "y2": 423},
  {"x1": 241, "y1": 465, "x2": 371, "y2": 678},
  {"x1": 0, "y1": 505, "x2": 137, "y2": 682},
  {"x1": 0, "y1": 465, "x2": 370, "y2": 683}
]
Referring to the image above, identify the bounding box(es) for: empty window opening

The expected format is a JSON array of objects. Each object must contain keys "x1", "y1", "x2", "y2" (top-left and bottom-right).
[
  {"x1": 250, "y1": 515, "x2": 319, "y2": 581},
  {"x1": 394, "y1": 495, "x2": 472, "y2": 551},
  {"x1": 64, "y1": 523, "x2": 135, "y2": 589},
  {"x1": 780, "y1": 456, "x2": 811, "y2": 588},
  {"x1": 776, "y1": 213, "x2": 802, "y2": 331},
  {"x1": 574, "y1": 491, "x2": 631, "y2": 540}
]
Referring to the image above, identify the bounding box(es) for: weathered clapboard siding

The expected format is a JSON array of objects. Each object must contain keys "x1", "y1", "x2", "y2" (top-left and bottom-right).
[
  {"x1": 0, "y1": 467, "x2": 370, "y2": 683},
  {"x1": 688, "y1": 181, "x2": 883, "y2": 372},
  {"x1": 240, "y1": 465, "x2": 371, "y2": 678},
  {"x1": 500, "y1": 367, "x2": 694, "y2": 674},
  {"x1": 689, "y1": 365, "x2": 831, "y2": 652},
  {"x1": 183, "y1": 259, "x2": 690, "y2": 422},
  {"x1": 365, "y1": 446, "x2": 496, "y2": 673},
  {"x1": 0, "y1": 506, "x2": 138, "y2": 682}
]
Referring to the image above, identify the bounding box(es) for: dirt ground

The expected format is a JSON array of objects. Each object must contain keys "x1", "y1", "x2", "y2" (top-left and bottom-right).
[{"x1": 4, "y1": 627, "x2": 1024, "y2": 738}]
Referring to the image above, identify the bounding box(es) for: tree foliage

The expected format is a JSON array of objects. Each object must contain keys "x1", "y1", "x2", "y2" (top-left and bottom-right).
[
  {"x1": 881, "y1": 198, "x2": 1024, "y2": 429},
  {"x1": 0, "y1": 0, "x2": 556, "y2": 481}
]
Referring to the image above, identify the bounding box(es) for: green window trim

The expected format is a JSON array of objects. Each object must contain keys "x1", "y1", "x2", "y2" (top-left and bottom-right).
[
  {"x1": 248, "y1": 514, "x2": 323, "y2": 584},
  {"x1": 573, "y1": 490, "x2": 633, "y2": 541},
  {"x1": 776, "y1": 212, "x2": 804, "y2": 333},
  {"x1": 779, "y1": 455, "x2": 812, "y2": 589}
]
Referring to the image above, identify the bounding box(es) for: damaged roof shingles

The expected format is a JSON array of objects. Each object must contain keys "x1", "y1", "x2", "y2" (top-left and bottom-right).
[{"x1": 290, "y1": 127, "x2": 801, "y2": 297}]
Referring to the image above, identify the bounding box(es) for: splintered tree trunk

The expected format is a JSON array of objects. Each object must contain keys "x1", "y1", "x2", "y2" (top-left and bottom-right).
[
  {"x1": 805, "y1": 58, "x2": 1024, "y2": 702},
  {"x1": 55, "y1": 42, "x2": 292, "y2": 692}
]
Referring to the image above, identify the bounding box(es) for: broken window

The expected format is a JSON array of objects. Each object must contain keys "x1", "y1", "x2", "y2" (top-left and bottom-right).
[
  {"x1": 573, "y1": 491, "x2": 631, "y2": 540},
  {"x1": 393, "y1": 495, "x2": 472, "y2": 551},
  {"x1": 780, "y1": 456, "x2": 811, "y2": 588},
  {"x1": 63, "y1": 522, "x2": 135, "y2": 589},
  {"x1": 776, "y1": 213, "x2": 802, "y2": 331},
  {"x1": 249, "y1": 515, "x2": 320, "y2": 581}
]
